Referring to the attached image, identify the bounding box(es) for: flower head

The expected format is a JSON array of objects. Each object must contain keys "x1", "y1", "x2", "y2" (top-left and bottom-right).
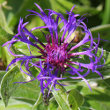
[{"x1": 3, "y1": 3, "x2": 104, "y2": 94}]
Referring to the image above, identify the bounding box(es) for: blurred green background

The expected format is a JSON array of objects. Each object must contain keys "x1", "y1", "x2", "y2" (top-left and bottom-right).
[{"x1": 0, "y1": 0, "x2": 110, "y2": 110}]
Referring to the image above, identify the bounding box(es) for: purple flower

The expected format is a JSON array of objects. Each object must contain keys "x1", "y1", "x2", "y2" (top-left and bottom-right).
[{"x1": 3, "y1": 3, "x2": 104, "y2": 94}]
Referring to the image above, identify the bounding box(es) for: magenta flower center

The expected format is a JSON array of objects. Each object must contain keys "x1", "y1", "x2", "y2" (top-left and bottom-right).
[{"x1": 45, "y1": 44, "x2": 68, "y2": 67}]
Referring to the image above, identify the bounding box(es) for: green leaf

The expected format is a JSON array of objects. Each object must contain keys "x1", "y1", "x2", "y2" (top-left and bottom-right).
[
  {"x1": 1, "y1": 46, "x2": 14, "y2": 67},
  {"x1": 68, "y1": 89, "x2": 84, "y2": 108},
  {"x1": 90, "y1": 24, "x2": 110, "y2": 40},
  {"x1": 13, "y1": 42, "x2": 43, "y2": 56},
  {"x1": 0, "y1": 71, "x2": 6, "y2": 83},
  {"x1": 90, "y1": 24, "x2": 110, "y2": 51},
  {"x1": 6, "y1": 0, "x2": 36, "y2": 29},
  {"x1": 12, "y1": 80, "x2": 41, "y2": 105},
  {"x1": 1, "y1": 66, "x2": 24, "y2": 106},
  {"x1": 0, "y1": 98, "x2": 32, "y2": 110},
  {"x1": 70, "y1": 80, "x2": 110, "y2": 110},
  {"x1": 48, "y1": 99, "x2": 58, "y2": 110},
  {"x1": 0, "y1": 26, "x2": 13, "y2": 46},
  {"x1": 32, "y1": 92, "x2": 49, "y2": 110},
  {"x1": 32, "y1": 92, "x2": 43, "y2": 110},
  {"x1": 52, "y1": 84, "x2": 78, "y2": 110},
  {"x1": 67, "y1": 91, "x2": 78, "y2": 110},
  {"x1": 84, "y1": 87, "x2": 110, "y2": 110},
  {"x1": 52, "y1": 85, "x2": 71, "y2": 110},
  {"x1": 33, "y1": 102, "x2": 48, "y2": 110},
  {"x1": 0, "y1": 6, "x2": 13, "y2": 34},
  {"x1": 80, "y1": 106, "x2": 91, "y2": 110},
  {"x1": 50, "y1": 0, "x2": 100, "y2": 15},
  {"x1": 13, "y1": 42, "x2": 34, "y2": 56},
  {"x1": 26, "y1": 16, "x2": 45, "y2": 31}
]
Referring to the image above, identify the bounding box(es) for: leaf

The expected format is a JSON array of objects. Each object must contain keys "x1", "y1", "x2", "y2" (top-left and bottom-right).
[
  {"x1": 13, "y1": 42, "x2": 43, "y2": 56},
  {"x1": 0, "y1": 71, "x2": 6, "y2": 83},
  {"x1": 90, "y1": 24, "x2": 110, "y2": 40},
  {"x1": 52, "y1": 84, "x2": 78, "y2": 110},
  {"x1": 69, "y1": 80, "x2": 110, "y2": 110},
  {"x1": 13, "y1": 42, "x2": 36, "y2": 56},
  {"x1": 12, "y1": 80, "x2": 41, "y2": 105},
  {"x1": 90, "y1": 24, "x2": 110, "y2": 51},
  {"x1": 0, "y1": 6, "x2": 13, "y2": 34},
  {"x1": 32, "y1": 92, "x2": 42, "y2": 110},
  {"x1": 67, "y1": 89, "x2": 84, "y2": 108},
  {"x1": 34, "y1": 102, "x2": 48, "y2": 110},
  {"x1": 26, "y1": 16, "x2": 45, "y2": 31},
  {"x1": 0, "y1": 98, "x2": 32, "y2": 110},
  {"x1": 50, "y1": 0, "x2": 100, "y2": 15},
  {"x1": 1, "y1": 66, "x2": 24, "y2": 106},
  {"x1": 6, "y1": 0, "x2": 36, "y2": 29},
  {"x1": 48, "y1": 99, "x2": 58, "y2": 110},
  {"x1": 0, "y1": 26, "x2": 13, "y2": 46},
  {"x1": 52, "y1": 85, "x2": 72, "y2": 110},
  {"x1": 80, "y1": 106, "x2": 91, "y2": 110},
  {"x1": 1, "y1": 46, "x2": 14, "y2": 67},
  {"x1": 84, "y1": 87, "x2": 110, "y2": 110},
  {"x1": 32, "y1": 92, "x2": 49, "y2": 110}
]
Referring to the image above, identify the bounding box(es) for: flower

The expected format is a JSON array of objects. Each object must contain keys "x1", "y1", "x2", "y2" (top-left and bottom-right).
[{"x1": 3, "y1": 3, "x2": 104, "y2": 94}]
